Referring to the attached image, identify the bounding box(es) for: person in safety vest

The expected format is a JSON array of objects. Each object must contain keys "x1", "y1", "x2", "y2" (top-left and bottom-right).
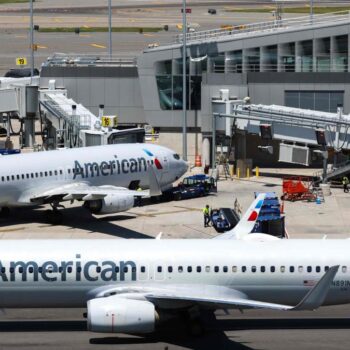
[
  {"x1": 342, "y1": 176, "x2": 349, "y2": 193},
  {"x1": 203, "y1": 204, "x2": 211, "y2": 227}
]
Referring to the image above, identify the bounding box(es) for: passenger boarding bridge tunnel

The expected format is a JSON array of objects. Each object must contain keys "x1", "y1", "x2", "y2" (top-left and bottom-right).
[{"x1": 211, "y1": 100, "x2": 350, "y2": 183}]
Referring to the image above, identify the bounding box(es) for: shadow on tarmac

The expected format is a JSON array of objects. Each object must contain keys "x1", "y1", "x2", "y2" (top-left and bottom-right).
[
  {"x1": 1, "y1": 317, "x2": 350, "y2": 349},
  {"x1": 0, "y1": 206, "x2": 152, "y2": 239}
]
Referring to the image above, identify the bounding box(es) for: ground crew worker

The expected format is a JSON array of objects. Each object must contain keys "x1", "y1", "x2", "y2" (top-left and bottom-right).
[
  {"x1": 203, "y1": 204, "x2": 211, "y2": 227},
  {"x1": 342, "y1": 176, "x2": 349, "y2": 193}
]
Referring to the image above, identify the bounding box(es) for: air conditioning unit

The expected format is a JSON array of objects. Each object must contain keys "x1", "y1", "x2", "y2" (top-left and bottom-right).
[{"x1": 278, "y1": 143, "x2": 311, "y2": 166}]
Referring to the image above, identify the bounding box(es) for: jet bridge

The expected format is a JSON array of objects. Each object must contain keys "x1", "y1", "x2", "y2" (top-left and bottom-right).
[
  {"x1": 212, "y1": 101, "x2": 350, "y2": 182},
  {"x1": 39, "y1": 81, "x2": 144, "y2": 149}
]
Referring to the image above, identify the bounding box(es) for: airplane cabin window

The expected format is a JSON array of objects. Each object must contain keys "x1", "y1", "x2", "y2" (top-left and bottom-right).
[
  {"x1": 205, "y1": 266, "x2": 210, "y2": 273},
  {"x1": 316, "y1": 266, "x2": 321, "y2": 273},
  {"x1": 77, "y1": 267, "x2": 82, "y2": 273},
  {"x1": 173, "y1": 154, "x2": 180, "y2": 160},
  {"x1": 96, "y1": 266, "x2": 101, "y2": 273},
  {"x1": 18, "y1": 267, "x2": 23, "y2": 273},
  {"x1": 298, "y1": 266, "x2": 303, "y2": 273},
  {"x1": 307, "y1": 266, "x2": 312, "y2": 273},
  {"x1": 28, "y1": 267, "x2": 34, "y2": 273},
  {"x1": 261, "y1": 266, "x2": 266, "y2": 273},
  {"x1": 68, "y1": 169, "x2": 71, "y2": 174},
  {"x1": 6, "y1": 176, "x2": 9, "y2": 181},
  {"x1": 54, "y1": 170, "x2": 58, "y2": 176},
  {"x1": 157, "y1": 266, "x2": 162, "y2": 273},
  {"x1": 251, "y1": 266, "x2": 257, "y2": 273},
  {"x1": 214, "y1": 266, "x2": 219, "y2": 273},
  {"x1": 325, "y1": 266, "x2": 329, "y2": 271},
  {"x1": 196, "y1": 266, "x2": 201, "y2": 273},
  {"x1": 60, "y1": 170, "x2": 63, "y2": 175},
  {"x1": 26, "y1": 174, "x2": 29, "y2": 179},
  {"x1": 45, "y1": 172, "x2": 48, "y2": 176},
  {"x1": 223, "y1": 266, "x2": 228, "y2": 273},
  {"x1": 11, "y1": 175, "x2": 14, "y2": 180},
  {"x1": 21, "y1": 174, "x2": 24, "y2": 179},
  {"x1": 187, "y1": 266, "x2": 192, "y2": 273},
  {"x1": 35, "y1": 173, "x2": 38, "y2": 178},
  {"x1": 40, "y1": 172, "x2": 43, "y2": 177},
  {"x1": 342, "y1": 266, "x2": 347, "y2": 273},
  {"x1": 10, "y1": 267, "x2": 14, "y2": 273},
  {"x1": 280, "y1": 266, "x2": 285, "y2": 273},
  {"x1": 16, "y1": 175, "x2": 20, "y2": 180},
  {"x1": 1, "y1": 267, "x2": 5, "y2": 273},
  {"x1": 178, "y1": 266, "x2": 183, "y2": 273},
  {"x1": 289, "y1": 266, "x2": 295, "y2": 273},
  {"x1": 123, "y1": 267, "x2": 128, "y2": 273},
  {"x1": 168, "y1": 266, "x2": 173, "y2": 273},
  {"x1": 115, "y1": 266, "x2": 120, "y2": 273},
  {"x1": 1, "y1": 177, "x2": 4, "y2": 181},
  {"x1": 270, "y1": 266, "x2": 275, "y2": 273},
  {"x1": 232, "y1": 266, "x2": 237, "y2": 273},
  {"x1": 38, "y1": 267, "x2": 42, "y2": 273},
  {"x1": 31, "y1": 173, "x2": 34, "y2": 178},
  {"x1": 49, "y1": 171, "x2": 52, "y2": 176},
  {"x1": 242, "y1": 266, "x2": 247, "y2": 273},
  {"x1": 67, "y1": 267, "x2": 72, "y2": 273}
]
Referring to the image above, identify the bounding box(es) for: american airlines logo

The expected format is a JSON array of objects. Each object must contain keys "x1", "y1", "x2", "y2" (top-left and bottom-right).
[
  {"x1": 73, "y1": 156, "x2": 148, "y2": 179},
  {"x1": 0, "y1": 256, "x2": 137, "y2": 282}
]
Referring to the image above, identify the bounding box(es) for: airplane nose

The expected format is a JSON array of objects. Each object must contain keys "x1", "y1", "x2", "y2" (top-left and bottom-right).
[{"x1": 181, "y1": 160, "x2": 188, "y2": 175}]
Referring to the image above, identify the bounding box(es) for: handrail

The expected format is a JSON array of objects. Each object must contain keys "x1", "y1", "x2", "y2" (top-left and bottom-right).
[{"x1": 174, "y1": 11, "x2": 350, "y2": 45}]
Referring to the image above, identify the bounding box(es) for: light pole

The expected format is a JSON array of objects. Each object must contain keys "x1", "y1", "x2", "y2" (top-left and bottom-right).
[
  {"x1": 108, "y1": 0, "x2": 112, "y2": 58},
  {"x1": 182, "y1": 0, "x2": 187, "y2": 161},
  {"x1": 29, "y1": 0, "x2": 34, "y2": 76}
]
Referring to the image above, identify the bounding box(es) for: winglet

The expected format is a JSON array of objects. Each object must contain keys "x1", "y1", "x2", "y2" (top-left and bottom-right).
[
  {"x1": 213, "y1": 193, "x2": 266, "y2": 240},
  {"x1": 292, "y1": 265, "x2": 339, "y2": 311},
  {"x1": 148, "y1": 165, "x2": 162, "y2": 197}
]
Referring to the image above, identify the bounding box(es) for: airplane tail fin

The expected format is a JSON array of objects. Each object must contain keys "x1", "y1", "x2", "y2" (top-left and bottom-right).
[{"x1": 213, "y1": 193, "x2": 266, "y2": 240}]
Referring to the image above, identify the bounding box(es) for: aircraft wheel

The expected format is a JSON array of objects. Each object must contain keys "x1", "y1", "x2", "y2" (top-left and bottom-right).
[{"x1": 46, "y1": 210, "x2": 63, "y2": 225}]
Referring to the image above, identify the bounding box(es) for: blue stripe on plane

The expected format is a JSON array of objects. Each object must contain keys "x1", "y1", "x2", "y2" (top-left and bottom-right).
[
  {"x1": 255, "y1": 200, "x2": 264, "y2": 209},
  {"x1": 143, "y1": 149, "x2": 154, "y2": 157}
]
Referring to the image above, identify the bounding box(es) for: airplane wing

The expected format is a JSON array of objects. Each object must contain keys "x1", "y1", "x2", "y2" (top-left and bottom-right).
[
  {"x1": 213, "y1": 193, "x2": 267, "y2": 240},
  {"x1": 19, "y1": 165, "x2": 162, "y2": 204},
  {"x1": 24, "y1": 183, "x2": 150, "y2": 204},
  {"x1": 91, "y1": 265, "x2": 339, "y2": 312}
]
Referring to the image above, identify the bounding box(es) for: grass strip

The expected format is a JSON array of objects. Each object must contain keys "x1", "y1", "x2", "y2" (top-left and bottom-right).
[
  {"x1": 38, "y1": 26, "x2": 163, "y2": 33},
  {"x1": 0, "y1": 0, "x2": 28, "y2": 3}
]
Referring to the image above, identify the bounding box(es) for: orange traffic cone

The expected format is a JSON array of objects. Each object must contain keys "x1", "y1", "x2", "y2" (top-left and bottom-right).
[{"x1": 195, "y1": 155, "x2": 202, "y2": 167}]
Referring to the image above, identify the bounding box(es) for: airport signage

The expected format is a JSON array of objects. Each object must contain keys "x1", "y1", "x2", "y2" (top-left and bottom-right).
[{"x1": 15, "y1": 57, "x2": 27, "y2": 66}]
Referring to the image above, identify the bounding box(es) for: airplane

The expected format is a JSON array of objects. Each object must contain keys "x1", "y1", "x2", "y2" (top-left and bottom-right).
[
  {"x1": 0, "y1": 194, "x2": 347, "y2": 336},
  {"x1": 0, "y1": 143, "x2": 188, "y2": 223}
]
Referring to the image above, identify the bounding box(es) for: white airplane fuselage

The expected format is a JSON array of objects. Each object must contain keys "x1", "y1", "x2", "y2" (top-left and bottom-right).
[
  {"x1": 1, "y1": 239, "x2": 350, "y2": 308},
  {"x1": 0, "y1": 143, "x2": 187, "y2": 207}
]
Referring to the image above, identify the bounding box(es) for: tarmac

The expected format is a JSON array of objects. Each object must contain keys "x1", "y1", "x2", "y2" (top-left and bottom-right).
[{"x1": 0, "y1": 175, "x2": 350, "y2": 349}]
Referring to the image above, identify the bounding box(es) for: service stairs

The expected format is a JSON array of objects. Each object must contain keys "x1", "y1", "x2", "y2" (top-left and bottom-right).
[{"x1": 317, "y1": 160, "x2": 350, "y2": 183}]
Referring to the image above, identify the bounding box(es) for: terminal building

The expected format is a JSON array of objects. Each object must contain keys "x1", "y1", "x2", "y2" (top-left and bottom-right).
[{"x1": 39, "y1": 12, "x2": 350, "y2": 165}]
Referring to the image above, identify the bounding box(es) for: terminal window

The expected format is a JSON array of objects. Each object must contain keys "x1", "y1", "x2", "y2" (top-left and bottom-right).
[{"x1": 285, "y1": 91, "x2": 344, "y2": 113}]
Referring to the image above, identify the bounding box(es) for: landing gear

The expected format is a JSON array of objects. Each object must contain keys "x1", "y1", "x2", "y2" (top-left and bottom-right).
[
  {"x1": 46, "y1": 202, "x2": 64, "y2": 225},
  {"x1": 0, "y1": 207, "x2": 10, "y2": 218},
  {"x1": 184, "y1": 306, "x2": 205, "y2": 336}
]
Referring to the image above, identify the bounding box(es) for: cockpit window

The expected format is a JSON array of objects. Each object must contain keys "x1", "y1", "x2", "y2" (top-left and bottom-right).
[{"x1": 173, "y1": 154, "x2": 180, "y2": 160}]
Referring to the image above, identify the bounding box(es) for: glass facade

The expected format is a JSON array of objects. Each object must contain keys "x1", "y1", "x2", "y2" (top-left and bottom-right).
[
  {"x1": 156, "y1": 57, "x2": 202, "y2": 110},
  {"x1": 285, "y1": 91, "x2": 344, "y2": 113}
]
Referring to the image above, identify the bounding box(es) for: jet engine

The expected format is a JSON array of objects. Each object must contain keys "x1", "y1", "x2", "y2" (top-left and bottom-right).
[
  {"x1": 84, "y1": 194, "x2": 134, "y2": 214},
  {"x1": 87, "y1": 297, "x2": 157, "y2": 334}
]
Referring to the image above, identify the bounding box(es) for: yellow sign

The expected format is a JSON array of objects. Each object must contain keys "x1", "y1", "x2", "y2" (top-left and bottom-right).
[
  {"x1": 16, "y1": 57, "x2": 27, "y2": 66},
  {"x1": 101, "y1": 116, "x2": 118, "y2": 128}
]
